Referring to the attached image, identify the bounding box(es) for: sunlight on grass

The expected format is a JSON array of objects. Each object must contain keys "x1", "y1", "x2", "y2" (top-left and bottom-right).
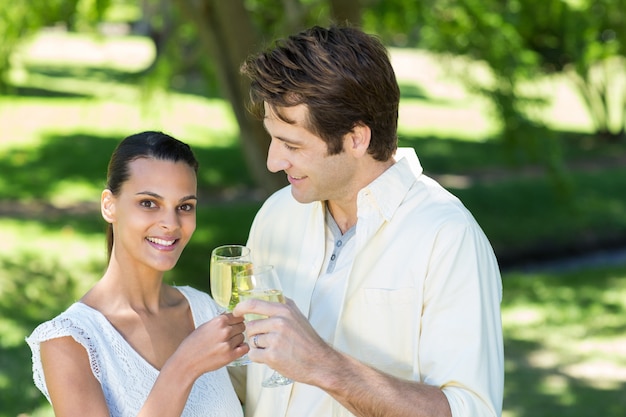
[
  {"x1": 0, "y1": 95, "x2": 238, "y2": 152},
  {"x1": 391, "y1": 47, "x2": 597, "y2": 140},
  {"x1": 5, "y1": 31, "x2": 595, "y2": 150},
  {"x1": 3, "y1": 30, "x2": 238, "y2": 156},
  {"x1": 49, "y1": 178, "x2": 102, "y2": 206},
  {"x1": 13, "y1": 30, "x2": 155, "y2": 72},
  {"x1": 501, "y1": 267, "x2": 626, "y2": 416},
  {"x1": 0, "y1": 219, "x2": 105, "y2": 275},
  {"x1": 392, "y1": 48, "x2": 498, "y2": 140},
  {"x1": 519, "y1": 75, "x2": 595, "y2": 134},
  {"x1": 398, "y1": 98, "x2": 497, "y2": 140}
]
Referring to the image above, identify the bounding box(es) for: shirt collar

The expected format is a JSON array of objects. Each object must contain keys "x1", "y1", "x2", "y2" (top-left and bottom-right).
[{"x1": 356, "y1": 147, "x2": 423, "y2": 222}]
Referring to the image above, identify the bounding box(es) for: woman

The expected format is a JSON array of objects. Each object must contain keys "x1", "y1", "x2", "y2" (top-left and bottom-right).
[{"x1": 26, "y1": 131, "x2": 247, "y2": 417}]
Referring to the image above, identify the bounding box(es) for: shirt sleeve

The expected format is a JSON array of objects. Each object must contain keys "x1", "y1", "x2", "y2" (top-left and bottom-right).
[
  {"x1": 25, "y1": 313, "x2": 96, "y2": 403},
  {"x1": 420, "y1": 219, "x2": 504, "y2": 417}
]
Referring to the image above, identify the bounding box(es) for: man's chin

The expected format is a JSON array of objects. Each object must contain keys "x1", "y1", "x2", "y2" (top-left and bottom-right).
[{"x1": 290, "y1": 188, "x2": 315, "y2": 204}]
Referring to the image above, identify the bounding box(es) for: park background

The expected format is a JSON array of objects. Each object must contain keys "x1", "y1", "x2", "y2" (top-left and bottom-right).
[{"x1": 1, "y1": 0, "x2": 625, "y2": 416}]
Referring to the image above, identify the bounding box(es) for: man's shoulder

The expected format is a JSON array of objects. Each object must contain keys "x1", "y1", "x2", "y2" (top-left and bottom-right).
[{"x1": 400, "y1": 174, "x2": 479, "y2": 228}]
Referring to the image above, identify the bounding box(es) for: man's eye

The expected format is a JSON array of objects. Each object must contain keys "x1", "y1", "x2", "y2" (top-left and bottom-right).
[{"x1": 284, "y1": 142, "x2": 297, "y2": 151}]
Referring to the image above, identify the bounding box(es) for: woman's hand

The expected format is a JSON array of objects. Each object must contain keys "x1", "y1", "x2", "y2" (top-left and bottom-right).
[{"x1": 174, "y1": 312, "x2": 249, "y2": 378}]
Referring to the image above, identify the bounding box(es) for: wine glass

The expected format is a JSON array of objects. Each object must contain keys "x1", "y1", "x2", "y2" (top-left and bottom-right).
[
  {"x1": 236, "y1": 265, "x2": 293, "y2": 388},
  {"x1": 210, "y1": 244, "x2": 253, "y2": 366}
]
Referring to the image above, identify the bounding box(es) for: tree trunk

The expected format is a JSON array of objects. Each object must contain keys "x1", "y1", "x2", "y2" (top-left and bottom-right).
[{"x1": 175, "y1": 0, "x2": 287, "y2": 196}]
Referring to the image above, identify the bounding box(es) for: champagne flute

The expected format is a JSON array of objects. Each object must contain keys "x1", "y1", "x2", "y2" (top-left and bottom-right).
[
  {"x1": 210, "y1": 244, "x2": 253, "y2": 366},
  {"x1": 236, "y1": 264, "x2": 293, "y2": 387}
]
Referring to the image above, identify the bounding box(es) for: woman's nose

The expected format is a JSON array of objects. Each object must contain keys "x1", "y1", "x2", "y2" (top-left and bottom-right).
[{"x1": 160, "y1": 208, "x2": 181, "y2": 230}]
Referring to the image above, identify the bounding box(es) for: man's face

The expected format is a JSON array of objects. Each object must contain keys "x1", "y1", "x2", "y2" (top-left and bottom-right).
[{"x1": 263, "y1": 103, "x2": 358, "y2": 204}]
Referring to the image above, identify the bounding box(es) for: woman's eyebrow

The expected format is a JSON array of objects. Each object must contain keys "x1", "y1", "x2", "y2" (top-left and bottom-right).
[
  {"x1": 179, "y1": 195, "x2": 198, "y2": 202},
  {"x1": 136, "y1": 191, "x2": 162, "y2": 199},
  {"x1": 136, "y1": 191, "x2": 198, "y2": 203}
]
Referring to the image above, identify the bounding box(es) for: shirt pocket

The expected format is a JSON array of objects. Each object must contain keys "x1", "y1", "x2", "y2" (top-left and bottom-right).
[{"x1": 356, "y1": 287, "x2": 420, "y2": 378}]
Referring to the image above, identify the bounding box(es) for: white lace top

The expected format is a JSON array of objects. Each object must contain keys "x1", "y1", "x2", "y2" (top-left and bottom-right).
[{"x1": 26, "y1": 286, "x2": 243, "y2": 417}]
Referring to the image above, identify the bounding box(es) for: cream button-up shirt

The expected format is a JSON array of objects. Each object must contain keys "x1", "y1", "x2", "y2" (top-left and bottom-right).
[{"x1": 244, "y1": 148, "x2": 504, "y2": 417}]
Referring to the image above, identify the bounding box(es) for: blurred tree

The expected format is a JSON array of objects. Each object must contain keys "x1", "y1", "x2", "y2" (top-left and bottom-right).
[
  {"x1": 0, "y1": 0, "x2": 110, "y2": 92},
  {"x1": 169, "y1": 0, "x2": 363, "y2": 194},
  {"x1": 0, "y1": 0, "x2": 363, "y2": 194},
  {"x1": 7, "y1": 0, "x2": 624, "y2": 194},
  {"x1": 364, "y1": 0, "x2": 626, "y2": 192}
]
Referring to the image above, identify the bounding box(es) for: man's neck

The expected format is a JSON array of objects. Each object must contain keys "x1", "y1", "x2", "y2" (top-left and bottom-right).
[{"x1": 326, "y1": 200, "x2": 356, "y2": 234}]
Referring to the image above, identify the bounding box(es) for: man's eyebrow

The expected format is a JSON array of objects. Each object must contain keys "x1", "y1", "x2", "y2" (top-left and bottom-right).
[
  {"x1": 261, "y1": 124, "x2": 301, "y2": 145},
  {"x1": 276, "y1": 135, "x2": 301, "y2": 145}
]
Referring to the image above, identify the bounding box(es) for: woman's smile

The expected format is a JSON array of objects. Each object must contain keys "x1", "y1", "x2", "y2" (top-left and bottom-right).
[{"x1": 146, "y1": 236, "x2": 179, "y2": 251}]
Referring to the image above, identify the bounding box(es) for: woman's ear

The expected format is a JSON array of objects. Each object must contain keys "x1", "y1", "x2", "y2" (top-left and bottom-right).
[
  {"x1": 101, "y1": 189, "x2": 116, "y2": 223},
  {"x1": 346, "y1": 123, "x2": 371, "y2": 158}
]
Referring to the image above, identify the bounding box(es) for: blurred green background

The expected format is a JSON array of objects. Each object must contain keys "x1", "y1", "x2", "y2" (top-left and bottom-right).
[{"x1": 1, "y1": 1, "x2": 625, "y2": 416}]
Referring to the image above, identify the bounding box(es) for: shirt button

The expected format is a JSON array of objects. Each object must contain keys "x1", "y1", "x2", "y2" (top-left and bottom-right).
[
  {"x1": 331, "y1": 254, "x2": 336, "y2": 261},
  {"x1": 337, "y1": 240, "x2": 342, "y2": 247}
]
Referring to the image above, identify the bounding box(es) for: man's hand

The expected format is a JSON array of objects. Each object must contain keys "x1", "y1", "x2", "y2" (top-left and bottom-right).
[{"x1": 233, "y1": 297, "x2": 337, "y2": 385}]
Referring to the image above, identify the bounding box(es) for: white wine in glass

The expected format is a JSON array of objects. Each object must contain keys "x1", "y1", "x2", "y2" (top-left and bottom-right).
[
  {"x1": 210, "y1": 244, "x2": 252, "y2": 366},
  {"x1": 236, "y1": 264, "x2": 293, "y2": 388}
]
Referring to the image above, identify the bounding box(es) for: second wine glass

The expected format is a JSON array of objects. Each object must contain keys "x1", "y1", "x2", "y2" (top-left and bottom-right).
[
  {"x1": 236, "y1": 264, "x2": 293, "y2": 387},
  {"x1": 210, "y1": 244, "x2": 252, "y2": 366}
]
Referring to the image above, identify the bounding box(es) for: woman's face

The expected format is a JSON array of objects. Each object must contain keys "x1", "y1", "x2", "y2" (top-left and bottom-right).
[{"x1": 102, "y1": 157, "x2": 197, "y2": 273}]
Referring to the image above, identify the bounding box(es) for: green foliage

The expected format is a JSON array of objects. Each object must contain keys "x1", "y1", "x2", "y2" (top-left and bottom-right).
[
  {"x1": 244, "y1": 0, "x2": 331, "y2": 36},
  {"x1": 0, "y1": 0, "x2": 111, "y2": 93},
  {"x1": 454, "y1": 166, "x2": 626, "y2": 265},
  {"x1": 364, "y1": 0, "x2": 626, "y2": 195}
]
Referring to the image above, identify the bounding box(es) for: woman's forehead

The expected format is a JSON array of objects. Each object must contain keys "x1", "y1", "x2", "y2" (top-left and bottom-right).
[{"x1": 123, "y1": 158, "x2": 197, "y2": 193}]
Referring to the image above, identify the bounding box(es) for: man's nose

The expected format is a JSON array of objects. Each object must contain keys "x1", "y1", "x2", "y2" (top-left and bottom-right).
[{"x1": 266, "y1": 139, "x2": 290, "y2": 173}]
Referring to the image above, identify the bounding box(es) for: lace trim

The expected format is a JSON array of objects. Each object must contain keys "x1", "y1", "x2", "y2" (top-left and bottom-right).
[{"x1": 25, "y1": 286, "x2": 242, "y2": 417}]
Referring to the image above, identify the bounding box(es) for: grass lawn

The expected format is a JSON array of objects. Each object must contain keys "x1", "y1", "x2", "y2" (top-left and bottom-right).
[
  {"x1": 502, "y1": 266, "x2": 626, "y2": 417},
  {"x1": 1, "y1": 29, "x2": 625, "y2": 417}
]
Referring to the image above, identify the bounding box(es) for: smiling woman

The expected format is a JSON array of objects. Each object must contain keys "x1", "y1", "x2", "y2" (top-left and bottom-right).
[
  {"x1": 101, "y1": 132, "x2": 199, "y2": 263},
  {"x1": 25, "y1": 131, "x2": 247, "y2": 417}
]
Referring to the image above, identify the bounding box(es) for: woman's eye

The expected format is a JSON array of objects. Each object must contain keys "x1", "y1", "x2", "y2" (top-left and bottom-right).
[
  {"x1": 140, "y1": 200, "x2": 157, "y2": 208},
  {"x1": 180, "y1": 203, "x2": 195, "y2": 212}
]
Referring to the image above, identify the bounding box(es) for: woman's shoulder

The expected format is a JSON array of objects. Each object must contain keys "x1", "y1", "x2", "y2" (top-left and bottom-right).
[
  {"x1": 26, "y1": 302, "x2": 101, "y2": 343},
  {"x1": 175, "y1": 285, "x2": 211, "y2": 301},
  {"x1": 174, "y1": 285, "x2": 220, "y2": 322}
]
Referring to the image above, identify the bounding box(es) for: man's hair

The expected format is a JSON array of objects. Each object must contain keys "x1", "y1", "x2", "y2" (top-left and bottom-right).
[{"x1": 241, "y1": 25, "x2": 399, "y2": 161}]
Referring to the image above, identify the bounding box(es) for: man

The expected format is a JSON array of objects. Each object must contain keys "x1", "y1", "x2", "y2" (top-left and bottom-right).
[{"x1": 233, "y1": 25, "x2": 503, "y2": 417}]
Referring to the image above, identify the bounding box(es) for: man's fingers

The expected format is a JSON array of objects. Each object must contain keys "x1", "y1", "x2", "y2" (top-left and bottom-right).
[{"x1": 233, "y1": 298, "x2": 286, "y2": 318}]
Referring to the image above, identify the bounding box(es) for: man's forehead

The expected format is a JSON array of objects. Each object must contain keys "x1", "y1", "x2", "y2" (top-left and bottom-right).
[{"x1": 264, "y1": 103, "x2": 310, "y2": 127}]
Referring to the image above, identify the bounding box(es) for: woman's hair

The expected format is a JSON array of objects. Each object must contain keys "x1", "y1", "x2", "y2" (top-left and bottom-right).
[
  {"x1": 104, "y1": 131, "x2": 198, "y2": 260},
  {"x1": 240, "y1": 24, "x2": 400, "y2": 161}
]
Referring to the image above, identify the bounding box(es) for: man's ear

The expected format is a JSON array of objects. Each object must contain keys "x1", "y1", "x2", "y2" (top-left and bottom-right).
[
  {"x1": 346, "y1": 123, "x2": 371, "y2": 158},
  {"x1": 101, "y1": 189, "x2": 116, "y2": 223}
]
